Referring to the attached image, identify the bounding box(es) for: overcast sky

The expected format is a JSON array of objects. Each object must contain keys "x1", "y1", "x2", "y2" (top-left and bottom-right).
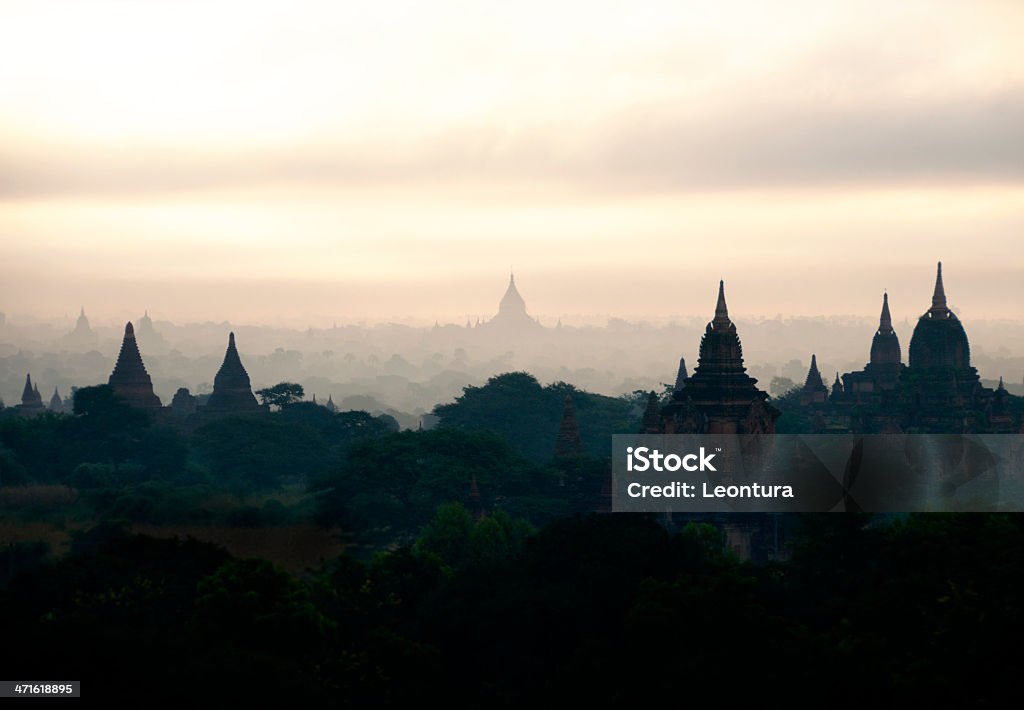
[{"x1": 2, "y1": 0, "x2": 1022, "y2": 325}]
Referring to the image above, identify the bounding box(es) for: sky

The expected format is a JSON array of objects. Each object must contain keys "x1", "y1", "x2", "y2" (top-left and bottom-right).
[{"x1": 1, "y1": 0, "x2": 1023, "y2": 325}]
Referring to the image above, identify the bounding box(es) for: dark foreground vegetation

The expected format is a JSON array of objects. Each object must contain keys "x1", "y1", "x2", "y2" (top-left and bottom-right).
[
  {"x1": 1, "y1": 372, "x2": 1022, "y2": 704},
  {"x1": 2, "y1": 513, "x2": 1021, "y2": 705}
]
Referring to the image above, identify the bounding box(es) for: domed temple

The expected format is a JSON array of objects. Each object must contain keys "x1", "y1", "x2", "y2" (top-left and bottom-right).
[
  {"x1": 204, "y1": 332, "x2": 260, "y2": 413},
  {"x1": 659, "y1": 281, "x2": 778, "y2": 434},
  {"x1": 108, "y1": 322, "x2": 163, "y2": 409},
  {"x1": 793, "y1": 263, "x2": 1020, "y2": 434},
  {"x1": 480, "y1": 273, "x2": 543, "y2": 332}
]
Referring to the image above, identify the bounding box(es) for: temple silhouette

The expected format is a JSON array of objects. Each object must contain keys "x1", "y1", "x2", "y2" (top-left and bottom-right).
[
  {"x1": 658, "y1": 281, "x2": 780, "y2": 434},
  {"x1": 478, "y1": 273, "x2": 543, "y2": 332},
  {"x1": 795, "y1": 262, "x2": 1019, "y2": 433}
]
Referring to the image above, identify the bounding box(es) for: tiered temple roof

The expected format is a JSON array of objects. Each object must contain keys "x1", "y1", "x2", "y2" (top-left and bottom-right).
[
  {"x1": 204, "y1": 332, "x2": 260, "y2": 412},
  {"x1": 660, "y1": 281, "x2": 778, "y2": 434},
  {"x1": 108, "y1": 322, "x2": 162, "y2": 409}
]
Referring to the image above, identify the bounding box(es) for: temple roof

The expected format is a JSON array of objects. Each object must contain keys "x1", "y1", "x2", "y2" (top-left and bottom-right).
[
  {"x1": 21, "y1": 373, "x2": 34, "y2": 402},
  {"x1": 803, "y1": 354, "x2": 828, "y2": 392},
  {"x1": 108, "y1": 322, "x2": 162, "y2": 408},
  {"x1": 909, "y1": 263, "x2": 972, "y2": 371},
  {"x1": 674, "y1": 357, "x2": 688, "y2": 393},
  {"x1": 499, "y1": 273, "x2": 527, "y2": 316},
  {"x1": 870, "y1": 292, "x2": 902, "y2": 366},
  {"x1": 205, "y1": 332, "x2": 259, "y2": 412}
]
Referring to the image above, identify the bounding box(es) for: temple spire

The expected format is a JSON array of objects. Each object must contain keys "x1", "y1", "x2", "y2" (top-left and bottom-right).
[
  {"x1": 22, "y1": 373, "x2": 34, "y2": 401},
  {"x1": 205, "y1": 331, "x2": 259, "y2": 412},
  {"x1": 803, "y1": 354, "x2": 826, "y2": 391},
  {"x1": 879, "y1": 292, "x2": 893, "y2": 333},
  {"x1": 929, "y1": 261, "x2": 947, "y2": 314},
  {"x1": 713, "y1": 280, "x2": 729, "y2": 327},
  {"x1": 108, "y1": 321, "x2": 162, "y2": 408},
  {"x1": 674, "y1": 357, "x2": 688, "y2": 393}
]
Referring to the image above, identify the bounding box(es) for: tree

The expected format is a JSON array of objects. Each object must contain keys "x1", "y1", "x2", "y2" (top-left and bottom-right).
[{"x1": 256, "y1": 382, "x2": 305, "y2": 409}]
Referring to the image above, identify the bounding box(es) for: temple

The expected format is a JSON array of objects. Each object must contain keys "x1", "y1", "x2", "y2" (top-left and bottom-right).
[
  {"x1": 480, "y1": 273, "x2": 543, "y2": 332},
  {"x1": 17, "y1": 374, "x2": 45, "y2": 416},
  {"x1": 64, "y1": 307, "x2": 98, "y2": 350},
  {"x1": 108, "y1": 322, "x2": 163, "y2": 409},
  {"x1": 792, "y1": 263, "x2": 1019, "y2": 434},
  {"x1": 49, "y1": 387, "x2": 64, "y2": 413},
  {"x1": 659, "y1": 281, "x2": 779, "y2": 434},
  {"x1": 799, "y1": 354, "x2": 828, "y2": 406},
  {"x1": 204, "y1": 332, "x2": 260, "y2": 413}
]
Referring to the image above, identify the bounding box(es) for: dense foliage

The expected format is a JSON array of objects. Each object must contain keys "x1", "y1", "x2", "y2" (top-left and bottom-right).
[{"x1": 2, "y1": 513, "x2": 1022, "y2": 704}]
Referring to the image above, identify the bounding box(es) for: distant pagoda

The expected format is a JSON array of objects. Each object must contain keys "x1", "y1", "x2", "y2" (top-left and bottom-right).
[
  {"x1": 800, "y1": 354, "x2": 828, "y2": 406},
  {"x1": 18, "y1": 373, "x2": 45, "y2": 416},
  {"x1": 108, "y1": 322, "x2": 162, "y2": 408},
  {"x1": 660, "y1": 281, "x2": 778, "y2": 434},
  {"x1": 481, "y1": 273, "x2": 543, "y2": 332},
  {"x1": 204, "y1": 332, "x2": 260, "y2": 412}
]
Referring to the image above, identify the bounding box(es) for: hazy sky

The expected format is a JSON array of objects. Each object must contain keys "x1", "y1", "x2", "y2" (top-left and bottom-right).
[{"x1": 2, "y1": 0, "x2": 1023, "y2": 325}]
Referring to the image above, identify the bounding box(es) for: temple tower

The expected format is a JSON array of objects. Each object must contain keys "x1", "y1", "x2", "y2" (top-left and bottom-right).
[
  {"x1": 18, "y1": 373, "x2": 45, "y2": 416},
  {"x1": 800, "y1": 354, "x2": 828, "y2": 405},
  {"x1": 204, "y1": 332, "x2": 260, "y2": 412},
  {"x1": 902, "y1": 263, "x2": 982, "y2": 431},
  {"x1": 482, "y1": 273, "x2": 543, "y2": 332},
  {"x1": 108, "y1": 322, "x2": 162, "y2": 408},
  {"x1": 661, "y1": 281, "x2": 778, "y2": 434}
]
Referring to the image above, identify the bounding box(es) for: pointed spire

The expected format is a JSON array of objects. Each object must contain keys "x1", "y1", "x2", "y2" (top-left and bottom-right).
[
  {"x1": 803, "y1": 354, "x2": 826, "y2": 392},
  {"x1": 49, "y1": 387, "x2": 63, "y2": 411},
  {"x1": 674, "y1": 357, "x2": 688, "y2": 392},
  {"x1": 879, "y1": 292, "x2": 893, "y2": 333},
  {"x1": 832, "y1": 372, "x2": 843, "y2": 395},
  {"x1": 22, "y1": 373, "x2": 34, "y2": 402},
  {"x1": 713, "y1": 280, "x2": 729, "y2": 326},
  {"x1": 929, "y1": 261, "x2": 947, "y2": 314},
  {"x1": 554, "y1": 394, "x2": 583, "y2": 457},
  {"x1": 108, "y1": 322, "x2": 162, "y2": 408},
  {"x1": 79, "y1": 306, "x2": 85, "y2": 317},
  {"x1": 998, "y1": 376, "x2": 1006, "y2": 391},
  {"x1": 205, "y1": 331, "x2": 259, "y2": 412}
]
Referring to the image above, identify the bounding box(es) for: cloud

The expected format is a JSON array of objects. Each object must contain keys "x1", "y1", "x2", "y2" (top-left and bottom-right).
[{"x1": 3, "y1": 87, "x2": 1024, "y2": 199}]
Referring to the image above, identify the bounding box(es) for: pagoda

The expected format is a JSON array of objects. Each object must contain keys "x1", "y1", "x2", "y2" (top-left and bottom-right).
[
  {"x1": 480, "y1": 273, "x2": 543, "y2": 332},
  {"x1": 660, "y1": 281, "x2": 778, "y2": 434},
  {"x1": 901, "y1": 262, "x2": 983, "y2": 431},
  {"x1": 108, "y1": 322, "x2": 162, "y2": 408},
  {"x1": 800, "y1": 354, "x2": 829, "y2": 406},
  {"x1": 204, "y1": 332, "x2": 260, "y2": 412},
  {"x1": 17, "y1": 373, "x2": 45, "y2": 416}
]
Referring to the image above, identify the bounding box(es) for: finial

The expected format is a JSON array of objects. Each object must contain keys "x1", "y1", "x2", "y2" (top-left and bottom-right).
[
  {"x1": 879, "y1": 291, "x2": 893, "y2": 332},
  {"x1": 125, "y1": 321, "x2": 135, "y2": 336},
  {"x1": 930, "y1": 261, "x2": 947, "y2": 314},
  {"x1": 228, "y1": 331, "x2": 236, "y2": 346},
  {"x1": 713, "y1": 280, "x2": 729, "y2": 324}
]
